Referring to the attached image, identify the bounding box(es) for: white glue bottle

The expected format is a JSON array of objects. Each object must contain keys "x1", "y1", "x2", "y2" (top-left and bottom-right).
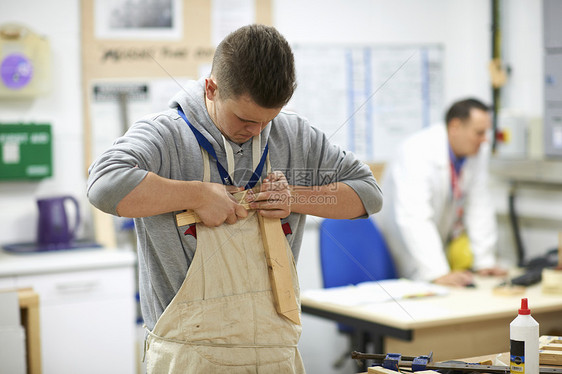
[{"x1": 510, "y1": 298, "x2": 539, "y2": 374}]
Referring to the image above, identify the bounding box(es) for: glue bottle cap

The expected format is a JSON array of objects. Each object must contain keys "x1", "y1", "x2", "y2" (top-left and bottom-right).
[{"x1": 519, "y1": 298, "x2": 531, "y2": 315}]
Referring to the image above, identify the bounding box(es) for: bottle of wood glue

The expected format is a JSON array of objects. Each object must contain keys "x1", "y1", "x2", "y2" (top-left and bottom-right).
[{"x1": 510, "y1": 298, "x2": 539, "y2": 374}]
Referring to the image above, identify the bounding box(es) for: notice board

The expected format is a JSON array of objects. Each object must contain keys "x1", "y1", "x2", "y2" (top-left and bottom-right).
[
  {"x1": 81, "y1": 0, "x2": 272, "y2": 247},
  {"x1": 0, "y1": 124, "x2": 52, "y2": 180},
  {"x1": 288, "y1": 44, "x2": 444, "y2": 163},
  {"x1": 81, "y1": 0, "x2": 273, "y2": 170}
]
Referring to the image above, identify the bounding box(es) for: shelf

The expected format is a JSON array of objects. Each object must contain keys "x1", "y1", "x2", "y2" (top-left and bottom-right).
[{"x1": 489, "y1": 157, "x2": 562, "y2": 186}]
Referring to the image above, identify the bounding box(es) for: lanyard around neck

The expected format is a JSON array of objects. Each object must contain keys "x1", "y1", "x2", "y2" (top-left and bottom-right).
[
  {"x1": 178, "y1": 107, "x2": 269, "y2": 189},
  {"x1": 448, "y1": 147, "x2": 465, "y2": 200},
  {"x1": 449, "y1": 160, "x2": 462, "y2": 200}
]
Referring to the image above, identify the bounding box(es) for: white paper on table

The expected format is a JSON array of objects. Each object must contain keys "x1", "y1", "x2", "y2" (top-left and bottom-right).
[{"x1": 301, "y1": 278, "x2": 449, "y2": 307}]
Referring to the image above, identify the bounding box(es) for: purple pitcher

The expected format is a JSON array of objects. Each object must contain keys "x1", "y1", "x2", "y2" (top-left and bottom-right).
[{"x1": 37, "y1": 196, "x2": 80, "y2": 249}]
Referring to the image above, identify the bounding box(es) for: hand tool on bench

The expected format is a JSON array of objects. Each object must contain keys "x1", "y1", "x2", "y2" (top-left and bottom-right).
[{"x1": 351, "y1": 352, "x2": 562, "y2": 374}]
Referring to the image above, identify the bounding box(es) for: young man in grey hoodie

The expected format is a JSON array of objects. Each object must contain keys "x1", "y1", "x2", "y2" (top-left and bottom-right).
[{"x1": 88, "y1": 24, "x2": 381, "y2": 372}]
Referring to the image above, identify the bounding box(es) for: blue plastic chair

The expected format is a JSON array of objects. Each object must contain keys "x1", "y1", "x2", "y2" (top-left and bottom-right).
[
  {"x1": 319, "y1": 217, "x2": 397, "y2": 368},
  {"x1": 320, "y1": 218, "x2": 396, "y2": 288}
]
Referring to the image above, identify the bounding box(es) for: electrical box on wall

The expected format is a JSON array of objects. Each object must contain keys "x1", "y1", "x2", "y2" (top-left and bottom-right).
[
  {"x1": 0, "y1": 123, "x2": 52, "y2": 180},
  {"x1": 0, "y1": 23, "x2": 51, "y2": 98}
]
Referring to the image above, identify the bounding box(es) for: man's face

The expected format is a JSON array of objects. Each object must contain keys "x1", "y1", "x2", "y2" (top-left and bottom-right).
[
  {"x1": 449, "y1": 108, "x2": 491, "y2": 157},
  {"x1": 205, "y1": 78, "x2": 282, "y2": 144}
]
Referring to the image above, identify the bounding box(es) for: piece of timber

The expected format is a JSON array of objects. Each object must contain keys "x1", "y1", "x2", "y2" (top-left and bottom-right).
[
  {"x1": 257, "y1": 214, "x2": 301, "y2": 325},
  {"x1": 368, "y1": 366, "x2": 405, "y2": 374},
  {"x1": 541, "y1": 337, "x2": 562, "y2": 365},
  {"x1": 540, "y1": 350, "x2": 562, "y2": 366},
  {"x1": 541, "y1": 344, "x2": 562, "y2": 352},
  {"x1": 176, "y1": 203, "x2": 251, "y2": 226}
]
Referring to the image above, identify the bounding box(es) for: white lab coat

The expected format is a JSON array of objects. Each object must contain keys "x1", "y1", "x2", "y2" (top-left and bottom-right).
[{"x1": 375, "y1": 124, "x2": 497, "y2": 281}]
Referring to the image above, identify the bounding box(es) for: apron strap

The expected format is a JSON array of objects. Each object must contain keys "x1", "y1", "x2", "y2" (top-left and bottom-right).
[
  {"x1": 252, "y1": 133, "x2": 261, "y2": 171},
  {"x1": 202, "y1": 149, "x2": 211, "y2": 183},
  {"x1": 221, "y1": 135, "x2": 235, "y2": 178},
  {"x1": 266, "y1": 154, "x2": 271, "y2": 175}
]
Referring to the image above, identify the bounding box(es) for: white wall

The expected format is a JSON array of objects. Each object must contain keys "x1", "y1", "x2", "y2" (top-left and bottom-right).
[
  {"x1": 500, "y1": 0, "x2": 543, "y2": 117},
  {"x1": 0, "y1": 0, "x2": 88, "y2": 244},
  {"x1": 275, "y1": 0, "x2": 493, "y2": 109},
  {"x1": 0, "y1": 1, "x2": 556, "y2": 374}
]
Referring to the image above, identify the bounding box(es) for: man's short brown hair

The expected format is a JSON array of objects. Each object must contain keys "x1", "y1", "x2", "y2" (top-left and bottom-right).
[{"x1": 211, "y1": 24, "x2": 297, "y2": 108}]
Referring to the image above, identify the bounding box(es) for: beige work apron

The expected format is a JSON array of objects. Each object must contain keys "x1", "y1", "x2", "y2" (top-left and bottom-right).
[{"x1": 144, "y1": 135, "x2": 304, "y2": 373}]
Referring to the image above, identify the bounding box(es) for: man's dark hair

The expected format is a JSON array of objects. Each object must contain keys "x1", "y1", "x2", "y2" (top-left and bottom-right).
[
  {"x1": 445, "y1": 98, "x2": 489, "y2": 126},
  {"x1": 211, "y1": 24, "x2": 297, "y2": 108}
]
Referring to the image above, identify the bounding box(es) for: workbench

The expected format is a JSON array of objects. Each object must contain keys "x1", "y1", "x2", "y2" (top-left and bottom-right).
[
  {"x1": 358, "y1": 336, "x2": 562, "y2": 374},
  {"x1": 301, "y1": 275, "x2": 562, "y2": 362}
]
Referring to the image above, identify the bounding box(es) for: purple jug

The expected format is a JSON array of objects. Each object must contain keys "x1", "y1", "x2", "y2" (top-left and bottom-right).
[{"x1": 37, "y1": 196, "x2": 80, "y2": 249}]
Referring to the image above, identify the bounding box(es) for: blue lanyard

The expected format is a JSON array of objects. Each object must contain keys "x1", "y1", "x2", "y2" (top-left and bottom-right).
[{"x1": 178, "y1": 107, "x2": 268, "y2": 189}]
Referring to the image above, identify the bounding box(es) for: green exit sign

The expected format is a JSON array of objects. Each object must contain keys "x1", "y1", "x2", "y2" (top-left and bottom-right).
[{"x1": 0, "y1": 124, "x2": 52, "y2": 180}]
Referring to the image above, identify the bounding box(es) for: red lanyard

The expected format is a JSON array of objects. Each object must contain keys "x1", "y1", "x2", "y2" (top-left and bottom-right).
[
  {"x1": 450, "y1": 159, "x2": 464, "y2": 238},
  {"x1": 450, "y1": 160, "x2": 462, "y2": 200}
]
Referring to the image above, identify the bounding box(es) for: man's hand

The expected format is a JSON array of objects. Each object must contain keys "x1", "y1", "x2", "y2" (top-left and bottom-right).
[
  {"x1": 193, "y1": 183, "x2": 247, "y2": 227},
  {"x1": 246, "y1": 171, "x2": 291, "y2": 219},
  {"x1": 433, "y1": 270, "x2": 475, "y2": 287}
]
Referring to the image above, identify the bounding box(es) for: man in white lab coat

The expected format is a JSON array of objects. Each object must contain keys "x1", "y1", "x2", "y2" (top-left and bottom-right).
[{"x1": 376, "y1": 98, "x2": 506, "y2": 287}]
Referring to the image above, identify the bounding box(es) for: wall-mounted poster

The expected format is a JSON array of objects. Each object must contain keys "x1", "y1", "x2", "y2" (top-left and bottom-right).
[
  {"x1": 288, "y1": 44, "x2": 444, "y2": 162},
  {"x1": 211, "y1": 0, "x2": 256, "y2": 46},
  {"x1": 94, "y1": 0, "x2": 183, "y2": 40},
  {"x1": 82, "y1": 0, "x2": 272, "y2": 247}
]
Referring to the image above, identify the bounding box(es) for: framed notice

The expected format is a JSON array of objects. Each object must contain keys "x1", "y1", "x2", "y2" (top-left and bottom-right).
[{"x1": 81, "y1": 0, "x2": 272, "y2": 247}]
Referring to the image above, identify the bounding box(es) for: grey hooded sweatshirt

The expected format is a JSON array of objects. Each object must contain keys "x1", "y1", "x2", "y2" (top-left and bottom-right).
[{"x1": 87, "y1": 78, "x2": 382, "y2": 330}]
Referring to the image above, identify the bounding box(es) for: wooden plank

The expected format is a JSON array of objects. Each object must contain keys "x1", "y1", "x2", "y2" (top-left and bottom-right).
[
  {"x1": 176, "y1": 210, "x2": 201, "y2": 226},
  {"x1": 541, "y1": 336, "x2": 562, "y2": 345},
  {"x1": 539, "y1": 350, "x2": 562, "y2": 366},
  {"x1": 541, "y1": 343, "x2": 562, "y2": 351},
  {"x1": 257, "y1": 215, "x2": 301, "y2": 325},
  {"x1": 538, "y1": 335, "x2": 562, "y2": 366},
  {"x1": 367, "y1": 365, "x2": 401, "y2": 374},
  {"x1": 92, "y1": 207, "x2": 117, "y2": 248},
  {"x1": 176, "y1": 203, "x2": 250, "y2": 226},
  {"x1": 366, "y1": 162, "x2": 386, "y2": 181}
]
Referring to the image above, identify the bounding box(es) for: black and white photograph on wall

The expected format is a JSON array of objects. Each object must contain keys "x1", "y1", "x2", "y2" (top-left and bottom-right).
[{"x1": 94, "y1": 0, "x2": 183, "y2": 40}]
